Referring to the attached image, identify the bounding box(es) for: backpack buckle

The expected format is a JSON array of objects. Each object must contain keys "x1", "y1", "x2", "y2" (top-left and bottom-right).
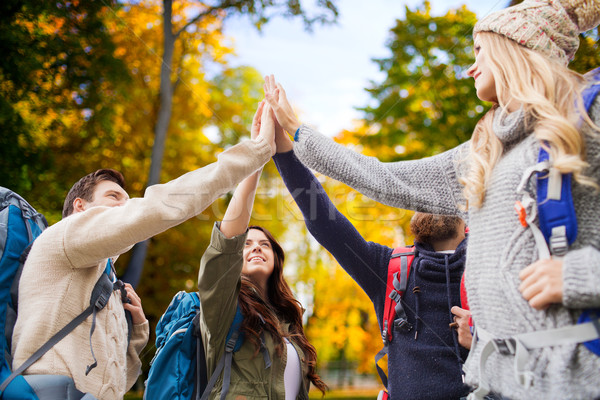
[
  {"x1": 382, "y1": 321, "x2": 389, "y2": 345},
  {"x1": 492, "y1": 338, "x2": 516, "y2": 355},
  {"x1": 394, "y1": 318, "x2": 412, "y2": 333},
  {"x1": 549, "y1": 226, "x2": 568, "y2": 256}
]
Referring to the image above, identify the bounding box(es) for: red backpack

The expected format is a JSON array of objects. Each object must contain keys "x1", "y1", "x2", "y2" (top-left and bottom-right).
[
  {"x1": 376, "y1": 246, "x2": 416, "y2": 400},
  {"x1": 376, "y1": 246, "x2": 469, "y2": 400}
]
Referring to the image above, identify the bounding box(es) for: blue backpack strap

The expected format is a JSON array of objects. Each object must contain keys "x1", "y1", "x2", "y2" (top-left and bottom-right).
[
  {"x1": 227, "y1": 303, "x2": 244, "y2": 352},
  {"x1": 536, "y1": 146, "x2": 577, "y2": 256},
  {"x1": 194, "y1": 313, "x2": 207, "y2": 400},
  {"x1": 536, "y1": 68, "x2": 600, "y2": 255},
  {"x1": 537, "y1": 69, "x2": 600, "y2": 355},
  {"x1": 199, "y1": 303, "x2": 245, "y2": 400},
  {"x1": 582, "y1": 67, "x2": 600, "y2": 109}
]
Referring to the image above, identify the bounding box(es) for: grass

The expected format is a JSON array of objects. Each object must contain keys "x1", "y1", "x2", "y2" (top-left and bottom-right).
[
  {"x1": 310, "y1": 389, "x2": 380, "y2": 399},
  {"x1": 127, "y1": 389, "x2": 380, "y2": 399}
]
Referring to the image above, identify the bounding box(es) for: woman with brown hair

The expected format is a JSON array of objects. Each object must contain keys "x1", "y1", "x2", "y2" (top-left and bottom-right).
[{"x1": 196, "y1": 102, "x2": 326, "y2": 399}]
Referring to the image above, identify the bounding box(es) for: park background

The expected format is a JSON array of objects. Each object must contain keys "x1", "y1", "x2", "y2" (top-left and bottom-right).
[{"x1": 1, "y1": 0, "x2": 598, "y2": 398}]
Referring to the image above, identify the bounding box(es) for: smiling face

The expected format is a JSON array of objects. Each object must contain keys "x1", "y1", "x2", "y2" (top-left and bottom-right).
[
  {"x1": 242, "y1": 228, "x2": 275, "y2": 289},
  {"x1": 467, "y1": 35, "x2": 498, "y2": 103}
]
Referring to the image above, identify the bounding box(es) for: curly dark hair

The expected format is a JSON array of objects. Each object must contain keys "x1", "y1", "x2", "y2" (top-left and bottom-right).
[{"x1": 410, "y1": 212, "x2": 464, "y2": 245}]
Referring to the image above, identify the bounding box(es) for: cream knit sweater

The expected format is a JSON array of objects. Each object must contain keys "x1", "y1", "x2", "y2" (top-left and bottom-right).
[{"x1": 12, "y1": 136, "x2": 272, "y2": 399}]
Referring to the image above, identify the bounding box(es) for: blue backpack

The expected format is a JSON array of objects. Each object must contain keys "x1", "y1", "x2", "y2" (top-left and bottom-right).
[
  {"x1": 0, "y1": 188, "x2": 48, "y2": 399},
  {"x1": 144, "y1": 291, "x2": 246, "y2": 400},
  {"x1": 0, "y1": 188, "x2": 130, "y2": 399},
  {"x1": 470, "y1": 67, "x2": 600, "y2": 400},
  {"x1": 534, "y1": 68, "x2": 600, "y2": 355}
]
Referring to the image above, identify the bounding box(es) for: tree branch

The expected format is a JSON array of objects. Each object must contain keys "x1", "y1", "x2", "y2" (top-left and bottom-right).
[{"x1": 174, "y1": 0, "x2": 247, "y2": 39}]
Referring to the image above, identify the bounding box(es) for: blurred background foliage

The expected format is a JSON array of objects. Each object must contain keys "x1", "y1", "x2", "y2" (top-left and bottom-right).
[{"x1": 1, "y1": 0, "x2": 597, "y2": 395}]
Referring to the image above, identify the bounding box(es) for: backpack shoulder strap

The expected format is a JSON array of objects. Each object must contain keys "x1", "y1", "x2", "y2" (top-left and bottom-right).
[
  {"x1": 199, "y1": 303, "x2": 245, "y2": 400},
  {"x1": 534, "y1": 68, "x2": 600, "y2": 257},
  {"x1": 193, "y1": 312, "x2": 207, "y2": 400},
  {"x1": 576, "y1": 68, "x2": 600, "y2": 356},
  {"x1": 376, "y1": 246, "x2": 416, "y2": 392},
  {"x1": 0, "y1": 272, "x2": 116, "y2": 393},
  {"x1": 382, "y1": 246, "x2": 416, "y2": 344},
  {"x1": 582, "y1": 68, "x2": 600, "y2": 114}
]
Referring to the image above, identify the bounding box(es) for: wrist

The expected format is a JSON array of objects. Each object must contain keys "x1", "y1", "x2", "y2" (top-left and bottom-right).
[
  {"x1": 293, "y1": 126, "x2": 301, "y2": 142},
  {"x1": 285, "y1": 119, "x2": 301, "y2": 136}
]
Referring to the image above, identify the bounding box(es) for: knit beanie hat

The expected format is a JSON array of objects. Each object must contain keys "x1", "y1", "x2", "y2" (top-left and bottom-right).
[{"x1": 474, "y1": 0, "x2": 600, "y2": 65}]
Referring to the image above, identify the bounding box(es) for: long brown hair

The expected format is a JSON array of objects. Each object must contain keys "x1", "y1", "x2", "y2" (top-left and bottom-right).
[{"x1": 238, "y1": 226, "x2": 327, "y2": 394}]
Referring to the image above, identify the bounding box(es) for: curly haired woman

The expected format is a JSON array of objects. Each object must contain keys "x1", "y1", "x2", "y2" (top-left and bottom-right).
[{"x1": 196, "y1": 102, "x2": 326, "y2": 399}]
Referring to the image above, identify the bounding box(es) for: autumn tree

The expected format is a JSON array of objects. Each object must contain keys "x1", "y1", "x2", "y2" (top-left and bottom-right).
[
  {"x1": 92, "y1": 0, "x2": 273, "y2": 359},
  {"x1": 126, "y1": 0, "x2": 340, "y2": 287},
  {"x1": 360, "y1": 0, "x2": 599, "y2": 165},
  {"x1": 0, "y1": 0, "x2": 130, "y2": 218},
  {"x1": 359, "y1": 1, "x2": 481, "y2": 162}
]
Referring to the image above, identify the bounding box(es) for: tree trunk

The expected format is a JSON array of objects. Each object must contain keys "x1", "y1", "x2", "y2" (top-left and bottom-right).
[{"x1": 123, "y1": 0, "x2": 175, "y2": 287}]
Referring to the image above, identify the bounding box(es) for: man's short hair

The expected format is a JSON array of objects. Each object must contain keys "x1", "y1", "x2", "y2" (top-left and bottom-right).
[
  {"x1": 410, "y1": 212, "x2": 463, "y2": 245},
  {"x1": 62, "y1": 169, "x2": 126, "y2": 218}
]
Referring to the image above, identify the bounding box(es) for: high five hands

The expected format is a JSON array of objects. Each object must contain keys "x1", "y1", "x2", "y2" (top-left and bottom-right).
[
  {"x1": 263, "y1": 75, "x2": 300, "y2": 153},
  {"x1": 251, "y1": 99, "x2": 277, "y2": 156}
]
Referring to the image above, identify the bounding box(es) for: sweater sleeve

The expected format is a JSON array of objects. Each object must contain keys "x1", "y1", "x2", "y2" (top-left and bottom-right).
[
  {"x1": 293, "y1": 124, "x2": 468, "y2": 219},
  {"x1": 562, "y1": 246, "x2": 600, "y2": 308},
  {"x1": 125, "y1": 320, "x2": 149, "y2": 391},
  {"x1": 273, "y1": 150, "x2": 391, "y2": 303},
  {"x1": 197, "y1": 223, "x2": 247, "y2": 374},
  {"x1": 563, "y1": 98, "x2": 600, "y2": 309},
  {"x1": 62, "y1": 137, "x2": 271, "y2": 269}
]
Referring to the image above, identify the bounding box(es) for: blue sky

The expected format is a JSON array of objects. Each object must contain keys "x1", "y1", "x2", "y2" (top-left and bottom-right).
[{"x1": 221, "y1": 0, "x2": 508, "y2": 136}]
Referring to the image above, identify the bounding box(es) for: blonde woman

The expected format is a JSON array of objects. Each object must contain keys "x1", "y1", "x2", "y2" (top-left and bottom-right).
[{"x1": 263, "y1": 1, "x2": 600, "y2": 399}]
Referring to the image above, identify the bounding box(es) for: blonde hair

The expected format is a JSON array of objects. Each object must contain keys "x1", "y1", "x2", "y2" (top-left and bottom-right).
[{"x1": 460, "y1": 32, "x2": 598, "y2": 209}]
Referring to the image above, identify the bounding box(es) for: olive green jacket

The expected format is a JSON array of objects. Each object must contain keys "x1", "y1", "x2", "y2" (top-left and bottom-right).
[{"x1": 197, "y1": 223, "x2": 310, "y2": 400}]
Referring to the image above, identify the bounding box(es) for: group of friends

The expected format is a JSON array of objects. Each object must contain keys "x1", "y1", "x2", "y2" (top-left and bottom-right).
[{"x1": 10, "y1": 0, "x2": 600, "y2": 399}]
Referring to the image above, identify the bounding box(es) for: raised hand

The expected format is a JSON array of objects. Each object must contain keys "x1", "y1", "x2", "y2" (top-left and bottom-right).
[
  {"x1": 264, "y1": 75, "x2": 301, "y2": 136},
  {"x1": 274, "y1": 115, "x2": 293, "y2": 153},
  {"x1": 250, "y1": 100, "x2": 265, "y2": 140},
  {"x1": 254, "y1": 100, "x2": 276, "y2": 156}
]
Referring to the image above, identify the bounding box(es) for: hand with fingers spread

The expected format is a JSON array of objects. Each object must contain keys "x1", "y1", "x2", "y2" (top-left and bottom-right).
[
  {"x1": 451, "y1": 306, "x2": 473, "y2": 350},
  {"x1": 121, "y1": 283, "x2": 147, "y2": 325},
  {"x1": 263, "y1": 74, "x2": 301, "y2": 136},
  {"x1": 519, "y1": 258, "x2": 564, "y2": 310}
]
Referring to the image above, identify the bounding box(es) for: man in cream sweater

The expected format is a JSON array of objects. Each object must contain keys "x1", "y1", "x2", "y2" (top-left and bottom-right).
[{"x1": 10, "y1": 103, "x2": 276, "y2": 399}]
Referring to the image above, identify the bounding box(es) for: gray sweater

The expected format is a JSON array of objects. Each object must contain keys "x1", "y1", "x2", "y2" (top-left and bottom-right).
[{"x1": 292, "y1": 98, "x2": 600, "y2": 399}]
